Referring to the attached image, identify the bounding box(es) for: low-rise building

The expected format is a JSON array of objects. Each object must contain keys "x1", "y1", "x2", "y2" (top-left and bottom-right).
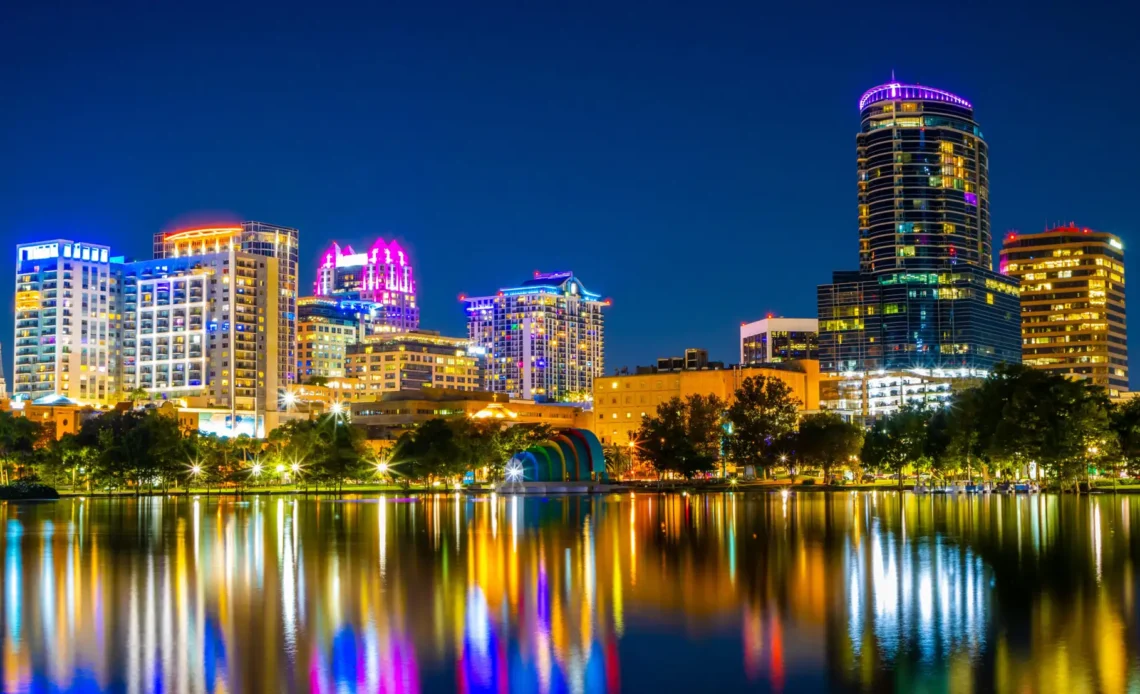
[
  {"x1": 819, "y1": 367, "x2": 986, "y2": 425},
  {"x1": 592, "y1": 359, "x2": 821, "y2": 446},
  {"x1": 350, "y1": 388, "x2": 590, "y2": 440}
]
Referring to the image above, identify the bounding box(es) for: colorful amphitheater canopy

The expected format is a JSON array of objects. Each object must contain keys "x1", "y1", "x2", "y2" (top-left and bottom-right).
[{"x1": 507, "y1": 429, "x2": 607, "y2": 483}]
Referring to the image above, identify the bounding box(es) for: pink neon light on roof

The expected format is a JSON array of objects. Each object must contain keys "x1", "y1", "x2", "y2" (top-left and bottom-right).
[{"x1": 859, "y1": 82, "x2": 972, "y2": 111}]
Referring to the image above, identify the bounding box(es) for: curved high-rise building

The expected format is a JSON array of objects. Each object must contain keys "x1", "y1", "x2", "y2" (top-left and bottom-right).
[
  {"x1": 817, "y1": 79, "x2": 1021, "y2": 382},
  {"x1": 857, "y1": 82, "x2": 989, "y2": 274}
]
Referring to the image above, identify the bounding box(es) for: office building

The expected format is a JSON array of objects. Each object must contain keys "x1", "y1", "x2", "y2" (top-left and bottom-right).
[
  {"x1": 656, "y1": 348, "x2": 713, "y2": 372},
  {"x1": 1000, "y1": 225, "x2": 1128, "y2": 395},
  {"x1": 817, "y1": 79, "x2": 1021, "y2": 373},
  {"x1": 344, "y1": 330, "x2": 481, "y2": 397},
  {"x1": 313, "y1": 239, "x2": 419, "y2": 333},
  {"x1": 740, "y1": 318, "x2": 818, "y2": 364},
  {"x1": 153, "y1": 222, "x2": 298, "y2": 389},
  {"x1": 119, "y1": 252, "x2": 279, "y2": 435},
  {"x1": 593, "y1": 360, "x2": 820, "y2": 446},
  {"x1": 820, "y1": 367, "x2": 986, "y2": 425},
  {"x1": 13, "y1": 240, "x2": 121, "y2": 404},
  {"x1": 297, "y1": 297, "x2": 360, "y2": 381},
  {"x1": 464, "y1": 271, "x2": 608, "y2": 402}
]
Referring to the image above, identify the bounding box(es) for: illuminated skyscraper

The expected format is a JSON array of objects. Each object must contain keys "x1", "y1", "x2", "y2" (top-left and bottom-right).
[
  {"x1": 312, "y1": 239, "x2": 419, "y2": 333},
  {"x1": 464, "y1": 271, "x2": 607, "y2": 402},
  {"x1": 13, "y1": 240, "x2": 122, "y2": 404},
  {"x1": 153, "y1": 222, "x2": 299, "y2": 389},
  {"x1": 817, "y1": 79, "x2": 1020, "y2": 373},
  {"x1": 1000, "y1": 225, "x2": 1128, "y2": 395}
]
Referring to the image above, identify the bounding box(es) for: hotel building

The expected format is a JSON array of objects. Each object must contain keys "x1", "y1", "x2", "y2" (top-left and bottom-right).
[
  {"x1": 13, "y1": 240, "x2": 121, "y2": 404},
  {"x1": 344, "y1": 330, "x2": 481, "y2": 398},
  {"x1": 1000, "y1": 225, "x2": 1128, "y2": 395},
  {"x1": 464, "y1": 271, "x2": 608, "y2": 402},
  {"x1": 817, "y1": 79, "x2": 1020, "y2": 374},
  {"x1": 740, "y1": 317, "x2": 818, "y2": 364},
  {"x1": 313, "y1": 239, "x2": 419, "y2": 334},
  {"x1": 153, "y1": 222, "x2": 298, "y2": 389},
  {"x1": 118, "y1": 252, "x2": 280, "y2": 434}
]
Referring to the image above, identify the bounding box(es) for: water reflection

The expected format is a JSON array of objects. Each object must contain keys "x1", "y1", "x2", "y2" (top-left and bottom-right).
[{"x1": 3, "y1": 493, "x2": 1140, "y2": 692}]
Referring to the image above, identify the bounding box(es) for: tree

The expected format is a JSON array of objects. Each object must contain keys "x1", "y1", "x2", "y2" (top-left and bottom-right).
[
  {"x1": 796, "y1": 412, "x2": 864, "y2": 483},
  {"x1": 392, "y1": 418, "x2": 465, "y2": 484},
  {"x1": 861, "y1": 404, "x2": 930, "y2": 489},
  {"x1": 1112, "y1": 397, "x2": 1140, "y2": 478},
  {"x1": 633, "y1": 395, "x2": 724, "y2": 479},
  {"x1": 84, "y1": 409, "x2": 187, "y2": 493},
  {"x1": 37, "y1": 433, "x2": 97, "y2": 490},
  {"x1": 723, "y1": 376, "x2": 800, "y2": 478},
  {"x1": 0, "y1": 411, "x2": 45, "y2": 485}
]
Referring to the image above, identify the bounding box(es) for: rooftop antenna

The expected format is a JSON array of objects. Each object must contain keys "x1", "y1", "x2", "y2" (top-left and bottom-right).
[{"x1": 891, "y1": 69, "x2": 896, "y2": 82}]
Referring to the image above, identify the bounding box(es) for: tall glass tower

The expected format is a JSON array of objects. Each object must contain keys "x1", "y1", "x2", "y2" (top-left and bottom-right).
[
  {"x1": 857, "y1": 82, "x2": 990, "y2": 274},
  {"x1": 818, "y1": 79, "x2": 1020, "y2": 374}
]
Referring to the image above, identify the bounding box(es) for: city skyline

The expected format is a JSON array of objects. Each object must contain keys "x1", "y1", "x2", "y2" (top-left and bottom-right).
[{"x1": 2, "y1": 4, "x2": 1138, "y2": 384}]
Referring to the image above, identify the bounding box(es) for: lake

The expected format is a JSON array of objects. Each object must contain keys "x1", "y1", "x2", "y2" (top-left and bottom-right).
[{"x1": 2, "y1": 491, "x2": 1138, "y2": 693}]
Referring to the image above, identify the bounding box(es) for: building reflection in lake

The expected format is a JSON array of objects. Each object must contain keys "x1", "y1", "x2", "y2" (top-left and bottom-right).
[{"x1": 2, "y1": 492, "x2": 1140, "y2": 692}]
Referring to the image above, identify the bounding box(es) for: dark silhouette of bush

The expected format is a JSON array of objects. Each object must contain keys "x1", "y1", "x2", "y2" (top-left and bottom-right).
[{"x1": 0, "y1": 481, "x2": 61, "y2": 500}]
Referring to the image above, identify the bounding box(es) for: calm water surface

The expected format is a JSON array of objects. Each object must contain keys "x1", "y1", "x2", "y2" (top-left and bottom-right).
[{"x1": 2, "y1": 492, "x2": 1139, "y2": 693}]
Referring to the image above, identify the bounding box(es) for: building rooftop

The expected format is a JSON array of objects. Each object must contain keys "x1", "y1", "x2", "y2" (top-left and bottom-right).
[{"x1": 859, "y1": 81, "x2": 972, "y2": 111}]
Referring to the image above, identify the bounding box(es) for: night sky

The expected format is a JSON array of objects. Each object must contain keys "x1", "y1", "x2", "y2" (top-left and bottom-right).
[{"x1": 3, "y1": 1, "x2": 1137, "y2": 381}]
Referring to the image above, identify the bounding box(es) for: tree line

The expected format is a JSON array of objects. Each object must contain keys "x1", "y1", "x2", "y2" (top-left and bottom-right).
[
  {"x1": 0, "y1": 406, "x2": 569, "y2": 493},
  {"x1": 633, "y1": 365, "x2": 1140, "y2": 489},
  {"x1": 864, "y1": 364, "x2": 1139, "y2": 490}
]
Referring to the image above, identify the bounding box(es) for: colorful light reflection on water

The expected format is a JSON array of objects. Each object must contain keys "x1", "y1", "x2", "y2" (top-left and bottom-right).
[{"x1": 3, "y1": 492, "x2": 1140, "y2": 692}]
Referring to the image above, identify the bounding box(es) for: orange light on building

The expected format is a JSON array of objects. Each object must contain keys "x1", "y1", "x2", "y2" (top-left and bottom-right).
[{"x1": 163, "y1": 226, "x2": 243, "y2": 241}]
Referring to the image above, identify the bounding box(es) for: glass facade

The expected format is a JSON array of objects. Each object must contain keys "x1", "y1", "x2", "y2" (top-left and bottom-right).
[
  {"x1": 818, "y1": 81, "x2": 1020, "y2": 374},
  {"x1": 818, "y1": 267, "x2": 1020, "y2": 372},
  {"x1": 739, "y1": 318, "x2": 818, "y2": 364}
]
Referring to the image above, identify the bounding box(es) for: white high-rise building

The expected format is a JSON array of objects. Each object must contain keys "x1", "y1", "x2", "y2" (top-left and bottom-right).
[
  {"x1": 0, "y1": 342, "x2": 8, "y2": 399},
  {"x1": 464, "y1": 271, "x2": 608, "y2": 402},
  {"x1": 119, "y1": 252, "x2": 280, "y2": 436},
  {"x1": 153, "y1": 222, "x2": 299, "y2": 389},
  {"x1": 13, "y1": 240, "x2": 121, "y2": 404}
]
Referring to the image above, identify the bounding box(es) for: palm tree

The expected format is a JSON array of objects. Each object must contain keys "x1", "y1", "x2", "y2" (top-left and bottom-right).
[
  {"x1": 603, "y1": 443, "x2": 632, "y2": 481},
  {"x1": 126, "y1": 387, "x2": 148, "y2": 406}
]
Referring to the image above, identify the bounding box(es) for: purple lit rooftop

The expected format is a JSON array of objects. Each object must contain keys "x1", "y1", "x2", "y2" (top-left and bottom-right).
[{"x1": 858, "y1": 82, "x2": 972, "y2": 111}]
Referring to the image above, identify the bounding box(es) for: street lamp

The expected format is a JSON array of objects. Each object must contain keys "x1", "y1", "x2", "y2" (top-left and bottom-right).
[{"x1": 281, "y1": 390, "x2": 298, "y2": 411}]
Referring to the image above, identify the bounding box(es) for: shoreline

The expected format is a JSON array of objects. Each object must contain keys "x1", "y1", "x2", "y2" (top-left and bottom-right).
[{"x1": 6, "y1": 482, "x2": 1137, "y2": 500}]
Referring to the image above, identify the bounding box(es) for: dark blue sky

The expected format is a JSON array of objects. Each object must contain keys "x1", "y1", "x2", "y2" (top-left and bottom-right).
[{"x1": 3, "y1": 1, "x2": 1137, "y2": 379}]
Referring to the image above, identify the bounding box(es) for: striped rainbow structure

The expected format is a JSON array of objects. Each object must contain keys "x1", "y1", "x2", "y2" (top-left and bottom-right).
[{"x1": 508, "y1": 429, "x2": 607, "y2": 483}]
